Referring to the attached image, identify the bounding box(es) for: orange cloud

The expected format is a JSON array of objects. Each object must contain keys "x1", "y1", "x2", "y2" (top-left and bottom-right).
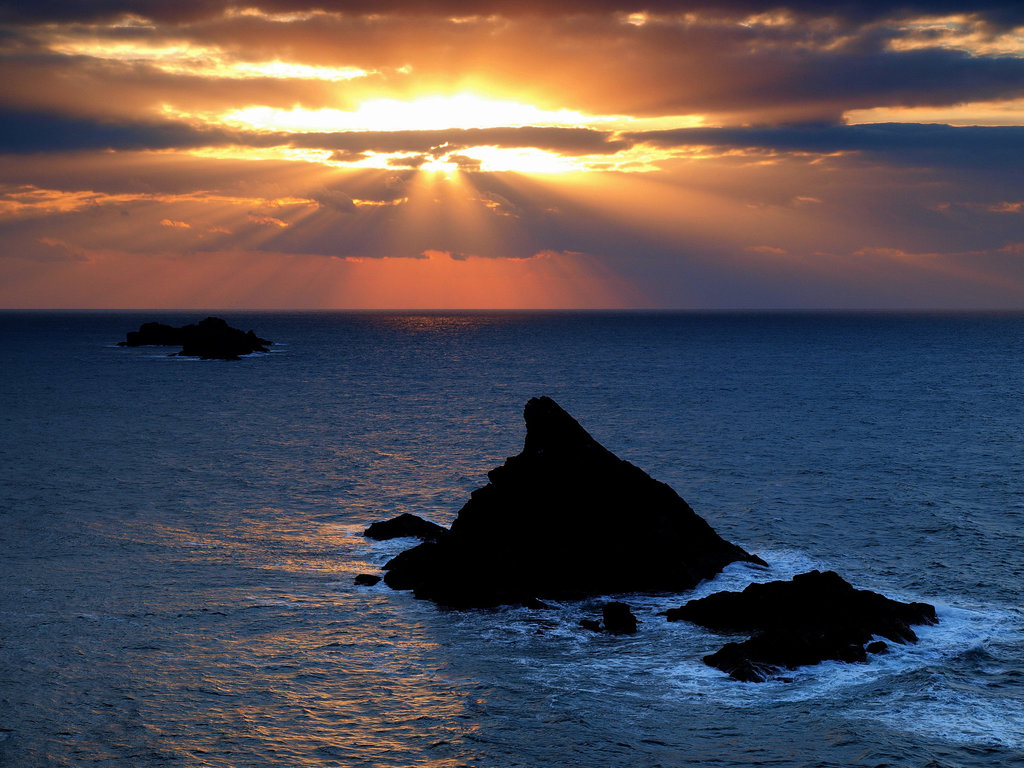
[{"x1": 246, "y1": 214, "x2": 290, "y2": 228}]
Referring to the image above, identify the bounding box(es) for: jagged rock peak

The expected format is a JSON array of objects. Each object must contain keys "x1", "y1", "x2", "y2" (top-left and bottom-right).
[
  {"x1": 381, "y1": 397, "x2": 765, "y2": 608},
  {"x1": 521, "y1": 396, "x2": 610, "y2": 458}
]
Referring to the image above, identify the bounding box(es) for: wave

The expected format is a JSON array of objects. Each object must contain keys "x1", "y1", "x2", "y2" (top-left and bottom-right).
[{"x1": 358, "y1": 535, "x2": 1024, "y2": 750}]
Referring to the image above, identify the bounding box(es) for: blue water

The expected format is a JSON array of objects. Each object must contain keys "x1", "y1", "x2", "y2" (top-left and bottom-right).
[{"x1": 2, "y1": 311, "x2": 1023, "y2": 767}]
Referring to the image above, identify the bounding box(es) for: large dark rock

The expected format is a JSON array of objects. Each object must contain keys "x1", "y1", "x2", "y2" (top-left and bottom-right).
[
  {"x1": 119, "y1": 317, "x2": 271, "y2": 360},
  {"x1": 602, "y1": 602, "x2": 639, "y2": 635},
  {"x1": 665, "y1": 570, "x2": 938, "y2": 682},
  {"x1": 383, "y1": 396, "x2": 764, "y2": 608},
  {"x1": 364, "y1": 513, "x2": 447, "y2": 542}
]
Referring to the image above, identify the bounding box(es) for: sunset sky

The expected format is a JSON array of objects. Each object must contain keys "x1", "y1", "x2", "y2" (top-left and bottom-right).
[{"x1": 1, "y1": 1, "x2": 1023, "y2": 309}]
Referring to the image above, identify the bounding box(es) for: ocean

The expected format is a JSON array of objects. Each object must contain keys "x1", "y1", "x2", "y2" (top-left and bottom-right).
[{"x1": 1, "y1": 311, "x2": 1023, "y2": 767}]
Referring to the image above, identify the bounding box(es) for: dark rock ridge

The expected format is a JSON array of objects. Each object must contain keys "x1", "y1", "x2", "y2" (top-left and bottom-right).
[
  {"x1": 382, "y1": 396, "x2": 765, "y2": 608},
  {"x1": 119, "y1": 317, "x2": 271, "y2": 360},
  {"x1": 364, "y1": 513, "x2": 447, "y2": 542},
  {"x1": 665, "y1": 570, "x2": 938, "y2": 682}
]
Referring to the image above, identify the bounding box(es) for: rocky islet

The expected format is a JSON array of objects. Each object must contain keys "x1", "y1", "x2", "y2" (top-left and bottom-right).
[
  {"x1": 378, "y1": 396, "x2": 765, "y2": 608},
  {"x1": 119, "y1": 316, "x2": 271, "y2": 360},
  {"x1": 366, "y1": 397, "x2": 937, "y2": 681}
]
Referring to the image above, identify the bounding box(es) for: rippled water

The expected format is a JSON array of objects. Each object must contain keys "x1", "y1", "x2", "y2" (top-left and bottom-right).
[{"x1": 2, "y1": 311, "x2": 1023, "y2": 767}]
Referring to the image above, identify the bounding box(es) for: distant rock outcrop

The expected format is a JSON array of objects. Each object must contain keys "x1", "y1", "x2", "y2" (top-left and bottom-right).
[
  {"x1": 119, "y1": 317, "x2": 271, "y2": 360},
  {"x1": 381, "y1": 396, "x2": 765, "y2": 608},
  {"x1": 665, "y1": 570, "x2": 938, "y2": 682},
  {"x1": 364, "y1": 513, "x2": 447, "y2": 542}
]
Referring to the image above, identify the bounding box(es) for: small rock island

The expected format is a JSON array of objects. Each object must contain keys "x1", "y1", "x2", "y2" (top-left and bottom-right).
[
  {"x1": 665, "y1": 570, "x2": 938, "y2": 682},
  {"x1": 377, "y1": 396, "x2": 765, "y2": 608},
  {"x1": 119, "y1": 317, "x2": 271, "y2": 360}
]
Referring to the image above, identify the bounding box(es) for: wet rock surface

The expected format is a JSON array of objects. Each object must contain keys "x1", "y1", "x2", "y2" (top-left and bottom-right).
[
  {"x1": 364, "y1": 513, "x2": 447, "y2": 542},
  {"x1": 601, "y1": 602, "x2": 639, "y2": 634},
  {"x1": 119, "y1": 317, "x2": 271, "y2": 360},
  {"x1": 381, "y1": 396, "x2": 764, "y2": 608},
  {"x1": 665, "y1": 570, "x2": 938, "y2": 682},
  {"x1": 579, "y1": 602, "x2": 639, "y2": 634}
]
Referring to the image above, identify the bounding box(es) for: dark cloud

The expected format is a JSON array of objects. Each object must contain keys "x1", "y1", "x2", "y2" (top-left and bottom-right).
[
  {"x1": 292, "y1": 127, "x2": 629, "y2": 155},
  {"x1": 629, "y1": 123, "x2": 1024, "y2": 170},
  {"x1": 387, "y1": 154, "x2": 429, "y2": 168},
  {"x1": 448, "y1": 154, "x2": 483, "y2": 172},
  {"x1": 328, "y1": 150, "x2": 371, "y2": 163},
  {"x1": 3, "y1": 2, "x2": 1023, "y2": 25},
  {"x1": 309, "y1": 188, "x2": 357, "y2": 213},
  {"x1": 0, "y1": 110, "x2": 240, "y2": 153},
  {"x1": 3, "y1": 6, "x2": 1023, "y2": 124},
  {"x1": 0, "y1": 111, "x2": 629, "y2": 156}
]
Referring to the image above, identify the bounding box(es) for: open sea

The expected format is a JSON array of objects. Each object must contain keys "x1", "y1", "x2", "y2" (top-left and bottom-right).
[{"x1": 2, "y1": 310, "x2": 1023, "y2": 768}]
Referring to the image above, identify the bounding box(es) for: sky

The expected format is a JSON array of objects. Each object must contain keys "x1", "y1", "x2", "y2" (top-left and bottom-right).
[{"x1": 1, "y1": 1, "x2": 1023, "y2": 309}]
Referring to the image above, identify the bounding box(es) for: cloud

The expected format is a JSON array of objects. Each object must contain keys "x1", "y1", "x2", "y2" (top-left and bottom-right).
[
  {"x1": 746, "y1": 245, "x2": 788, "y2": 255},
  {"x1": 247, "y1": 213, "x2": 289, "y2": 228},
  {"x1": 627, "y1": 123, "x2": 1024, "y2": 170},
  {"x1": 26, "y1": 237, "x2": 91, "y2": 262},
  {"x1": 0, "y1": 111, "x2": 241, "y2": 153},
  {"x1": 0, "y1": 110, "x2": 629, "y2": 157},
  {"x1": 291, "y1": 127, "x2": 630, "y2": 155},
  {"x1": 3, "y1": 2, "x2": 1023, "y2": 25},
  {"x1": 310, "y1": 188, "x2": 357, "y2": 213},
  {"x1": 2, "y1": 1, "x2": 1024, "y2": 309},
  {"x1": 4, "y1": 4, "x2": 1023, "y2": 125}
]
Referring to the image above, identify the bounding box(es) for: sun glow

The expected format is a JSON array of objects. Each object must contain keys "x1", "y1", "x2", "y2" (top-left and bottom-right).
[
  {"x1": 218, "y1": 95, "x2": 599, "y2": 133},
  {"x1": 458, "y1": 147, "x2": 581, "y2": 174},
  {"x1": 178, "y1": 94, "x2": 706, "y2": 135},
  {"x1": 162, "y1": 95, "x2": 710, "y2": 175}
]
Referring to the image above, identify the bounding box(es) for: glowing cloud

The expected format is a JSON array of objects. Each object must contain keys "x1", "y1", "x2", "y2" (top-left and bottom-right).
[
  {"x1": 846, "y1": 98, "x2": 1024, "y2": 127},
  {"x1": 43, "y1": 39, "x2": 372, "y2": 82},
  {"x1": 3, "y1": 3, "x2": 1024, "y2": 309}
]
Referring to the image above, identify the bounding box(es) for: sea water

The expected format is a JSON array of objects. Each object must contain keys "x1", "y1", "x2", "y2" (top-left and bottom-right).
[{"x1": 1, "y1": 311, "x2": 1023, "y2": 767}]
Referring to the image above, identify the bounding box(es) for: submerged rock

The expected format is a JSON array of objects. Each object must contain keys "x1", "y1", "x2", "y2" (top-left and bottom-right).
[
  {"x1": 119, "y1": 316, "x2": 271, "y2": 360},
  {"x1": 665, "y1": 570, "x2": 938, "y2": 682},
  {"x1": 383, "y1": 396, "x2": 764, "y2": 608},
  {"x1": 364, "y1": 513, "x2": 447, "y2": 542},
  {"x1": 579, "y1": 602, "x2": 639, "y2": 635},
  {"x1": 602, "y1": 602, "x2": 639, "y2": 634}
]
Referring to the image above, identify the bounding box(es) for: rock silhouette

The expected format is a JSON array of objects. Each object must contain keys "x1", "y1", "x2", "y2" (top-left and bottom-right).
[
  {"x1": 601, "y1": 602, "x2": 640, "y2": 634},
  {"x1": 364, "y1": 513, "x2": 447, "y2": 542},
  {"x1": 382, "y1": 396, "x2": 764, "y2": 608},
  {"x1": 665, "y1": 570, "x2": 938, "y2": 682},
  {"x1": 119, "y1": 317, "x2": 271, "y2": 360},
  {"x1": 579, "y1": 602, "x2": 639, "y2": 634}
]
